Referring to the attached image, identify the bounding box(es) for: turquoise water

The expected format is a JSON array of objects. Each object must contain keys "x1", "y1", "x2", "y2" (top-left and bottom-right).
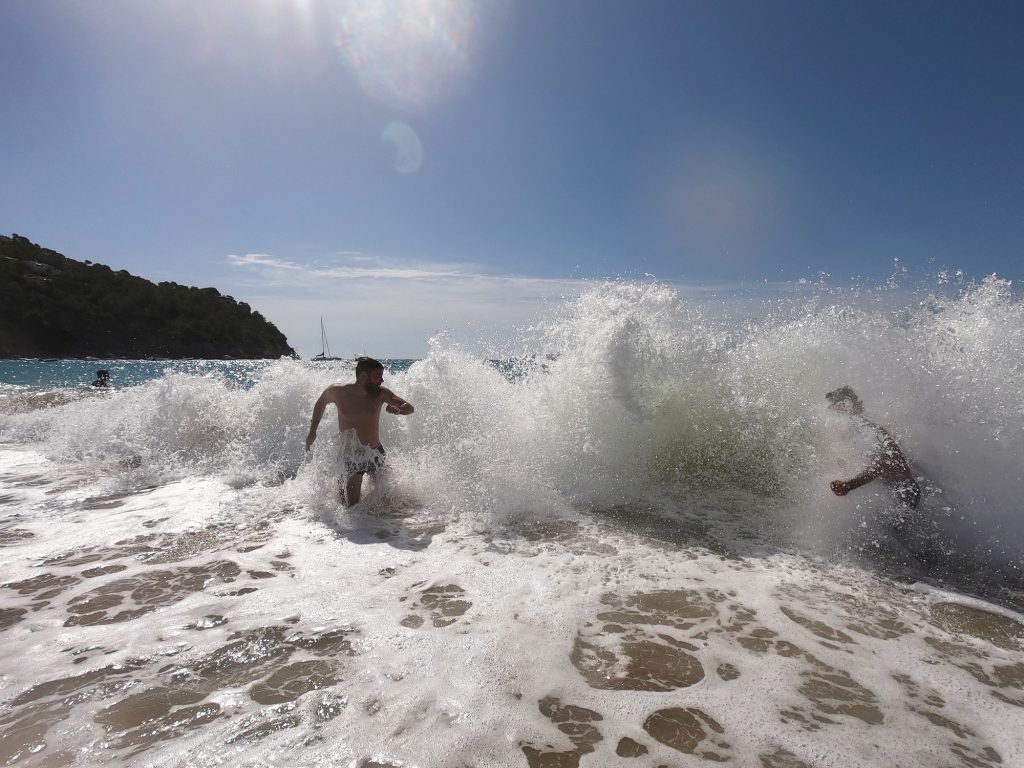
[{"x1": 0, "y1": 358, "x2": 417, "y2": 391}]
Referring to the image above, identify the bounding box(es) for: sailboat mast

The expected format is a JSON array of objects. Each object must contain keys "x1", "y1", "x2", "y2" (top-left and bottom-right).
[{"x1": 320, "y1": 317, "x2": 331, "y2": 358}]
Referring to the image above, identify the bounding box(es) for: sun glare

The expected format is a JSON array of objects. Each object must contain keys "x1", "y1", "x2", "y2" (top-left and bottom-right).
[{"x1": 336, "y1": 0, "x2": 482, "y2": 110}]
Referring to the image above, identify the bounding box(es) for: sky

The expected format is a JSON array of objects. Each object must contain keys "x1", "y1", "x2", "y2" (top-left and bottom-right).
[{"x1": 2, "y1": 0, "x2": 1023, "y2": 358}]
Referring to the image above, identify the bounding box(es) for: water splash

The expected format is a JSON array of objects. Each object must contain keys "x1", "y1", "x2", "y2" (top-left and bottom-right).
[{"x1": 3, "y1": 278, "x2": 1021, "y2": 579}]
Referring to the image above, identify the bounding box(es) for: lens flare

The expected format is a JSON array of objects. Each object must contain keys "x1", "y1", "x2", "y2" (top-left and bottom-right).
[
  {"x1": 337, "y1": 0, "x2": 481, "y2": 110},
  {"x1": 382, "y1": 121, "x2": 424, "y2": 173}
]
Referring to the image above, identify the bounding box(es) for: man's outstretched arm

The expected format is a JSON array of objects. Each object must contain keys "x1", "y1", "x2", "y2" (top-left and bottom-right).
[{"x1": 305, "y1": 390, "x2": 331, "y2": 450}]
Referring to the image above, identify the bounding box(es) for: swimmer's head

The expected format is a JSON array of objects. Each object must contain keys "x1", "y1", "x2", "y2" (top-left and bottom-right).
[{"x1": 826, "y1": 385, "x2": 864, "y2": 415}]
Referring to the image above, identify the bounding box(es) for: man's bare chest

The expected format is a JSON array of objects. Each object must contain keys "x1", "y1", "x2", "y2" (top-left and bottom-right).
[{"x1": 337, "y1": 395, "x2": 382, "y2": 419}]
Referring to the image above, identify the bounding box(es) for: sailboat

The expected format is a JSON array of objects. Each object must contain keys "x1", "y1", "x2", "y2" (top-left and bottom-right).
[{"x1": 312, "y1": 317, "x2": 343, "y2": 361}]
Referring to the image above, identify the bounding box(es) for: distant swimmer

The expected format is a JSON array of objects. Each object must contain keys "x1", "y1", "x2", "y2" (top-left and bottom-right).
[
  {"x1": 826, "y1": 385, "x2": 921, "y2": 508},
  {"x1": 91, "y1": 369, "x2": 110, "y2": 387},
  {"x1": 305, "y1": 357, "x2": 415, "y2": 506}
]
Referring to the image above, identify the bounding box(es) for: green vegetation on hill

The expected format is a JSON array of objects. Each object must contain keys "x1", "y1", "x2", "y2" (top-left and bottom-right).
[{"x1": 1, "y1": 234, "x2": 295, "y2": 359}]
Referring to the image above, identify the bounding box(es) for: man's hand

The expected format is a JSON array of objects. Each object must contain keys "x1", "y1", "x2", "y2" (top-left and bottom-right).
[
  {"x1": 305, "y1": 431, "x2": 317, "y2": 451},
  {"x1": 830, "y1": 480, "x2": 849, "y2": 496}
]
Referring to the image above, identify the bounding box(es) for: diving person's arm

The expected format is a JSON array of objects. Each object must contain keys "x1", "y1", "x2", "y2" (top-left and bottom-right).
[{"x1": 830, "y1": 469, "x2": 878, "y2": 496}]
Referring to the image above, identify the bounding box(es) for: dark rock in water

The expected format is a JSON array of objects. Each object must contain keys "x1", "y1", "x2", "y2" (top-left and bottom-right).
[{"x1": 0, "y1": 234, "x2": 295, "y2": 359}]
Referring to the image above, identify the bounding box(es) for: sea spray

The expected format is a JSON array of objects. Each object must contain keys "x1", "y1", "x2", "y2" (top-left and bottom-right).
[{"x1": 2, "y1": 277, "x2": 1021, "y2": 575}]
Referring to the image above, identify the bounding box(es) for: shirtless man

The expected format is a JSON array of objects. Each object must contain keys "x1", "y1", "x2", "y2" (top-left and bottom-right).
[
  {"x1": 305, "y1": 357, "x2": 414, "y2": 506},
  {"x1": 827, "y1": 385, "x2": 921, "y2": 508}
]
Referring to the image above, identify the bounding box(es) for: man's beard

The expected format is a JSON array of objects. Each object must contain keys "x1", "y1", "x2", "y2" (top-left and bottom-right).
[{"x1": 364, "y1": 383, "x2": 382, "y2": 397}]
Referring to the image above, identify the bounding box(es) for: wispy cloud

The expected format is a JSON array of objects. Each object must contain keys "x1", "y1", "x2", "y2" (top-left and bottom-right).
[
  {"x1": 228, "y1": 253, "x2": 300, "y2": 270},
  {"x1": 230, "y1": 251, "x2": 494, "y2": 280},
  {"x1": 227, "y1": 252, "x2": 473, "y2": 281},
  {"x1": 225, "y1": 251, "x2": 593, "y2": 295}
]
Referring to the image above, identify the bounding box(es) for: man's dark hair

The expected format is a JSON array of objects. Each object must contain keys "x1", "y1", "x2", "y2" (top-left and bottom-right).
[
  {"x1": 355, "y1": 357, "x2": 384, "y2": 376},
  {"x1": 826, "y1": 385, "x2": 864, "y2": 414}
]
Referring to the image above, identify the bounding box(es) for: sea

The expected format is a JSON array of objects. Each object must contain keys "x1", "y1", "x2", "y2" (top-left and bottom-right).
[{"x1": 0, "y1": 279, "x2": 1022, "y2": 768}]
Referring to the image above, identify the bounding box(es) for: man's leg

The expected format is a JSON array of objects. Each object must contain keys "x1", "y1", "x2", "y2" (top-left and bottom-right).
[{"x1": 344, "y1": 472, "x2": 364, "y2": 506}]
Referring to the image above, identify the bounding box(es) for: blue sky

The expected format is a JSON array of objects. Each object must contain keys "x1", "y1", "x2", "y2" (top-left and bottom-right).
[{"x1": 3, "y1": 0, "x2": 1023, "y2": 357}]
